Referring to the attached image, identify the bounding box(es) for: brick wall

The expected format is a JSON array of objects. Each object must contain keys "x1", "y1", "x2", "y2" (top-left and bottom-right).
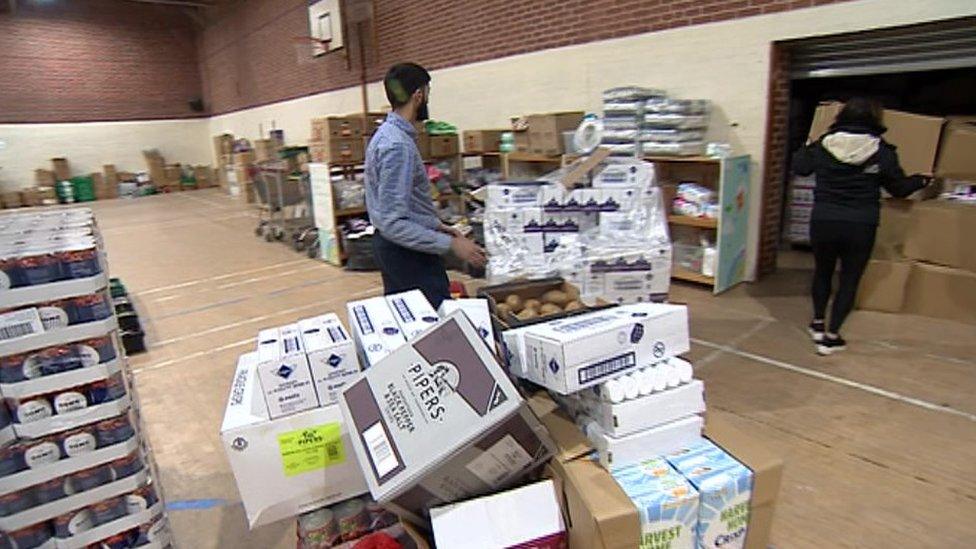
[
  {"x1": 0, "y1": 0, "x2": 202, "y2": 123},
  {"x1": 200, "y1": 0, "x2": 855, "y2": 115},
  {"x1": 759, "y1": 44, "x2": 791, "y2": 275}
]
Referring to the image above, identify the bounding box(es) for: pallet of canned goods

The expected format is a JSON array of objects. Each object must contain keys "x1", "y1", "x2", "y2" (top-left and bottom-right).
[{"x1": 0, "y1": 207, "x2": 173, "y2": 548}]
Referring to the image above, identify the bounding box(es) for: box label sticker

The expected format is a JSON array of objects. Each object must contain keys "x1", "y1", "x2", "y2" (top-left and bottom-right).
[
  {"x1": 363, "y1": 422, "x2": 399, "y2": 478},
  {"x1": 277, "y1": 423, "x2": 345, "y2": 477},
  {"x1": 465, "y1": 434, "x2": 533, "y2": 487}
]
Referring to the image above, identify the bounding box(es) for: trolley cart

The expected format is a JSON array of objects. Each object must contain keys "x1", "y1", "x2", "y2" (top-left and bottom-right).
[{"x1": 253, "y1": 160, "x2": 318, "y2": 251}]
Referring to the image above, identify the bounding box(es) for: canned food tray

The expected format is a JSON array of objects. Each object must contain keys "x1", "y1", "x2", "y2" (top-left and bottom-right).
[
  {"x1": 0, "y1": 436, "x2": 140, "y2": 496},
  {"x1": 55, "y1": 500, "x2": 164, "y2": 549},
  {"x1": 0, "y1": 468, "x2": 148, "y2": 532},
  {"x1": 12, "y1": 395, "x2": 131, "y2": 440},
  {"x1": 0, "y1": 425, "x2": 13, "y2": 447},
  {"x1": 0, "y1": 317, "x2": 118, "y2": 356},
  {"x1": 0, "y1": 272, "x2": 109, "y2": 311},
  {"x1": 1, "y1": 358, "x2": 123, "y2": 399}
]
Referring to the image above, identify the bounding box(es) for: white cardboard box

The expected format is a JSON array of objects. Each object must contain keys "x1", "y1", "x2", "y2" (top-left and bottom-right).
[
  {"x1": 346, "y1": 296, "x2": 407, "y2": 368},
  {"x1": 501, "y1": 326, "x2": 532, "y2": 380},
  {"x1": 221, "y1": 353, "x2": 369, "y2": 529},
  {"x1": 430, "y1": 479, "x2": 567, "y2": 549},
  {"x1": 340, "y1": 312, "x2": 553, "y2": 523},
  {"x1": 437, "y1": 298, "x2": 495, "y2": 351},
  {"x1": 299, "y1": 314, "x2": 361, "y2": 406},
  {"x1": 255, "y1": 326, "x2": 318, "y2": 418},
  {"x1": 575, "y1": 380, "x2": 705, "y2": 437},
  {"x1": 587, "y1": 414, "x2": 704, "y2": 470},
  {"x1": 523, "y1": 303, "x2": 689, "y2": 394},
  {"x1": 386, "y1": 290, "x2": 440, "y2": 341}
]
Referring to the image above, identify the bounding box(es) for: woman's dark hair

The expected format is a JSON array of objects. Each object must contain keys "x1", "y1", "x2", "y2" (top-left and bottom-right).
[
  {"x1": 384, "y1": 63, "x2": 430, "y2": 108},
  {"x1": 832, "y1": 97, "x2": 886, "y2": 135}
]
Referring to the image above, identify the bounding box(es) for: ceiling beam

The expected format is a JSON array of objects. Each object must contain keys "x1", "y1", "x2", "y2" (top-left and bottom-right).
[{"x1": 124, "y1": 0, "x2": 214, "y2": 8}]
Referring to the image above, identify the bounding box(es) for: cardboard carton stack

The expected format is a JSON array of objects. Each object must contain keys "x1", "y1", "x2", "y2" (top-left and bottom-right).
[
  {"x1": 857, "y1": 198, "x2": 976, "y2": 323},
  {"x1": 310, "y1": 116, "x2": 366, "y2": 165},
  {"x1": 484, "y1": 155, "x2": 672, "y2": 304}
]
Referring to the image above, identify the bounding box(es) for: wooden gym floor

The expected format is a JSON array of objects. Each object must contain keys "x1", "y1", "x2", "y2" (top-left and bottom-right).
[{"x1": 89, "y1": 189, "x2": 976, "y2": 548}]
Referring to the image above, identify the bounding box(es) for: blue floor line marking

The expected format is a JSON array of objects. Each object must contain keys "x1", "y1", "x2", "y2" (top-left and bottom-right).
[{"x1": 166, "y1": 498, "x2": 229, "y2": 511}]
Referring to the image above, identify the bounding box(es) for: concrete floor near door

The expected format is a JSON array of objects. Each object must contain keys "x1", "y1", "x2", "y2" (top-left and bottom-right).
[{"x1": 88, "y1": 189, "x2": 976, "y2": 548}]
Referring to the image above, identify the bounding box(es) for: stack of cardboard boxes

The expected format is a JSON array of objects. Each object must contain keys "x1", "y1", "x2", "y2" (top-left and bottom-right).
[
  {"x1": 220, "y1": 282, "x2": 784, "y2": 548},
  {"x1": 513, "y1": 112, "x2": 584, "y2": 156},
  {"x1": 310, "y1": 116, "x2": 367, "y2": 165}
]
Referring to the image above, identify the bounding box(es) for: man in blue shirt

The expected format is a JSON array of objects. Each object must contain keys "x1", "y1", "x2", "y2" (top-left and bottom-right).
[{"x1": 366, "y1": 63, "x2": 486, "y2": 308}]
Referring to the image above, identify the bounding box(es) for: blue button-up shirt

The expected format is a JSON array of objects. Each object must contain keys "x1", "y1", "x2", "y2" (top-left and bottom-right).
[{"x1": 365, "y1": 112, "x2": 452, "y2": 255}]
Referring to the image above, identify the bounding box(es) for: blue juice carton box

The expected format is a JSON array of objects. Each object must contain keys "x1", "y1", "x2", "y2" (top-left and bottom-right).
[
  {"x1": 666, "y1": 443, "x2": 753, "y2": 549},
  {"x1": 613, "y1": 458, "x2": 700, "y2": 549}
]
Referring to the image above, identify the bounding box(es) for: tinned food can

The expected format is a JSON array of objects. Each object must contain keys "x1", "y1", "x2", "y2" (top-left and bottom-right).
[
  {"x1": 108, "y1": 452, "x2": 143, "y2": 481},
  {"x1": 126, "y1": 485, "x2": 159, "y2": 513},
  {"x1": 0, "y1": 443, "x2": 25, "y2": 477},
  {"x1": 35, "y1": 476, "x2": 68, "y2": 505},
  {"x1": 69, "y1": 464, "x2": 112, "y2": 493},
  {"x1": 58, "y1": 426, "x2": 99, "y2": 457},
  {"x1": 333, "y1": 497, "x2": 369, "y2": 542},
  {"x1": 56, "y1": 239, "x2": 101, "y2": 280},
  {"x1": 94, "y1": 415, "x2": 136, "y2": 447},
  {"x1": 53, "y1": 507, "x2": 95, "y2": 538},
  {"x1": 7, "y1": 522, "x2": 52, "y2": 547},
  {"x1": 0, "y1": 487, "x2": 34, "y2": 516},
  {"x1": 91, "y1": 495, "x2": 127, "y2": 526},
  {"x1": 76, "y1": 335, "x2": 117, "y2": 365},
  {"x1": 21, "y1": 436, "x2": 62, "y2": 469},
  {"x1": 298, "y1": 507, "x2": 339, "y2": 548},
  {"x1": 88, "y1": 373, "x2": 126, "y2": 405}
]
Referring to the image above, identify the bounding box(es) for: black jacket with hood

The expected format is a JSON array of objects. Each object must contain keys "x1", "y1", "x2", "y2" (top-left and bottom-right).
[{"x1": 792, "y1": 122, "x2": 926, "y2": 225}]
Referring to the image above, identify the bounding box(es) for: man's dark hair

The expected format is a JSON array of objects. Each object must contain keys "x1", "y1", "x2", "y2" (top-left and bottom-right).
[
  {"x1": 833, "y1": 97, "x2": 885, "y2": 135},
  {"x1": 384, "y1": 63, "x2": 430, "y2": 109}
]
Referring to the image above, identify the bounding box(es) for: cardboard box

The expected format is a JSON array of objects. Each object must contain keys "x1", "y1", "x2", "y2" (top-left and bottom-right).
[
  {"x1": 352, "y1": 112, "x2": 387, "y2": 135},
  {"x1": 255, "y1": 326, "x2": 319, "y2": 418},
  {"x1": 543, "y1": 404, "x2": 782, "y2": 549},
  {"x1": 51, "y1": 158, "x2": 70, "y2": 181},
  {"x1": 587, "y1": 414, "x2": 704, "y2": 470},
  {"x1": 340, "y1": 312, "x2": 553, "y2": 522},
  {"x1": 1, "y1": 191, "x2": 22, "y2": 209},
  {"x1": 312, "y1": 117, "x2": 365, "y2": 141},
  {"x1": 234, "y1": 150, "x2": 256, "y2": 166},
  {"x1": 807, "y1": 102, "x2": 944, "y2": 176},
  {"x1": 437, "y1": 299, "x2": 496, "y2": 351},
  {"x1": 309, "y1": 138, "x2": 364, "y2": 165},
  {"x1": 193, "y1": 166, "x2": 214, "y2": 189},
  {"x1": 19, "y1": 187, "x2": 40, "y2": 207},
  {"x1": 415, "y1": 126, "x2": 431, "y2": 159},
  {"x1": 527, "y1": 112, "x2": 585, "y2": 156},
  {"x1": 35, "y1": 169, "x2": 56, "y2": 187},
  {"x1": 90, "y1": 172, "x2": 110, "y2": 200},
  {"x1": 936, "y1": 122, "x2": 976, "y2": 179},
  {"x1": 574, "y1": 380, "x2": 705, "y2": 438},
  {"x1": 385, "y1": 290, "x2": 440, "y2": 341},
  {"x1": 872, "y1": 199, "x2": 913, "y2": 260},
  {"x1": 514, "y1": 130, "x2": 530, "y2": 153},
  {"x1": 663, "y1": 440, "x2": 753, "y2": 549},
  {"x1": 431, "y1": 480, "x2": 567, "y2": 549},
  {"x1": 903, "y1": 200, "x2": 976, "y2": 272},
  {"x1": 523, "y1": 303, "x2": 690, "y2": 394},
  {"x1": 463, "y1": 130, "x2": 505, "y2": 154},
  {"x1": 221, "y1": 353, "x2": 369, "y2": 528},
  {"x1": 428, "y1": 134, "x2": 459, "y2": 158},
  {"x1": 213, "y1": 133, "x2": 234, "y2": 159},
  {"x1": 856, "y1": 259, "x2": 911, "y2": 313},
  {"x1": 346, "y1": 296, "x2": 407, "y2": 369},
  {"x1": 299, "y1": 314, "x2": 361, "y2": 406},
  {"x1": 254, "y1": 139, "x2": 278, "y2": 162},
  {"x1": 610, "y1": 460, "x2": 700, "y2": 549},
  {"x1": 903, "y1": 262, "x2": 976, "y2": 324}
]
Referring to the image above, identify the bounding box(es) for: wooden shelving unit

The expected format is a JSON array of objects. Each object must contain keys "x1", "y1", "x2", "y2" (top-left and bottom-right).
[
  {"x1": 671, "y1": 266, "x2": 715, "y2": 285},
  {"x1": 646, "y1": 154, "x2": 752, "y2": 294},
  {"x1": 668, "y1": 214, "x2": 718, "y2": 229}
]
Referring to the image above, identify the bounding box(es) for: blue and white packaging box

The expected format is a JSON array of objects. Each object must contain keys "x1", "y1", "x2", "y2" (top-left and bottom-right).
[
  {"x1": 612, "y1": 459, "x2": 699, "y2": 549},
  {"x1": 386, "y1": 290, "x2": 440, "y2": 341},
  {"x1": 667, "y1": 442, "x2": 754, "y2": 549},
  {"x1": 522, "y1": 303, "x2": 689, "y2": 394},
  {"x1": 299, "y1": 314, "x2": 361, "y2": 406},
  {"x1": 346, "y1": 296, "x2": 407, "y2": 368},
  {"x1": 255, "y1": 326, "x2": 318, "y2": 419},
  {"x1": 438, "y1": 298, "x2": 496, "y2": 351}
]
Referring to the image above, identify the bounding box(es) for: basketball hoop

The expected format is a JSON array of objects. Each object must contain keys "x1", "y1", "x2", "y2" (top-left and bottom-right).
[{"x1": 291, "y1": 36, "x2": 332, "y2": 65}]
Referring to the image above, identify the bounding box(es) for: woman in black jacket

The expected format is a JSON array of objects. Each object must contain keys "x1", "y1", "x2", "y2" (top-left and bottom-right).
[{"x1": 792, "y1": 98, "x2": 927, "y2": 355}]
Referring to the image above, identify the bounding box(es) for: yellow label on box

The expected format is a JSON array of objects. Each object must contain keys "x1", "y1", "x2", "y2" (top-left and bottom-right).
[{"x1": 277, "y1": 423, "x2": 345, "y2": 477}]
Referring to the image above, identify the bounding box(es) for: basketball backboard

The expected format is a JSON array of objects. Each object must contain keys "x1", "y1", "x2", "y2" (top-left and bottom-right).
[{"x1": 308, "y1": 0, "x2": 344, "y2": 56}]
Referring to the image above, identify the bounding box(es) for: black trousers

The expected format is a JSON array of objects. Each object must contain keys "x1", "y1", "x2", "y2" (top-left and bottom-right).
[
  {"x1": 372, "y1": 232, "x2": 450, "y2": 309},
  {"x1": 810, "y1": 220, "x2": 877, "y2": 334}
]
